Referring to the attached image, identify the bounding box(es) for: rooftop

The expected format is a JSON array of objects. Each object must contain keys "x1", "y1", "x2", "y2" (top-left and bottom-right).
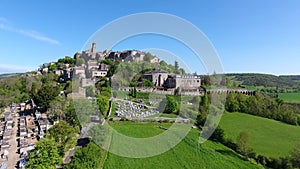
[{"x1": 144, "y1": 69, "x2": 168, "y2": 74}]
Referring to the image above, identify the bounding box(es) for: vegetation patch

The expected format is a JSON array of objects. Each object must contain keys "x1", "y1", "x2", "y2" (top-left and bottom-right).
[
  {"x1": 278, "y1": 93, "x2": 300, "y2": 103},
  {"x1": 220, "y1": 112, "x2": 300, "y2": 158},
  {"x1": 103, "y1": 122, "x2": 261, "y2": 169}
]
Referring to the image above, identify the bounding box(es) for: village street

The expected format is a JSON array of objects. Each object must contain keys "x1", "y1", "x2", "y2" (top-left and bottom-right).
[
  {"x1": 6, "y1": 115, "x2": 19, "y2": 168},
  {"x1": 0, "y1": 107, "x2": 19, "y2": 169}
]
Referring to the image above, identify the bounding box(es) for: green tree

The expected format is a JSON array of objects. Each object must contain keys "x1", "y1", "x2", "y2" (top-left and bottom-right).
[
  {"x1": 129, "y1": 81, "x2": 138, "y2": 87},
  {"x1": 226, "y1": 77, "x2": 231, "y2": 87},
  {"x1": 47, "y1": 121, "x2": 78, "y2": 156},
  {"x1": 72, "y1": 98, "x2": 98, "y2": 126},
  {"x1": 237, "y1": 131, "x2": 250, "y2": 157},
  {"x1": 100, "y1": 59, "x2": 113, "y2": 66},
  {"x1": 202, "y1": 75, "x2": 211, "y2": 86},
  {"x1": 76, "y1": 58, "x2": 85, "y2": 66},
  {"x1": 141, "y1": 78, "x2": 154, "y2": 87},
  {"x1": 291, "y1": 144, "x2": 300, "y2": 168},
  {"x1": 144, "y1": 52, "x2": 154, "y2": 62},
  {"x1": 196, "y1": 94, "x2": 210, "y2": 127},
  {"x1": 85, "y1": 86, "x2": 95, "y2": 97},
  {"x1": 74, "y1": 52, "x2": 80, "y2": 59},
  {"x1": 27, "y1": 138, "x2": 61, "y2": 169},
  {"x1": 236, "y1": 93, "x2": 248, "y2": 112},
  {"x1": 48, "y1": 96, "x2": 67, "y2": 121},
  {"x1": 66, "y1": 100, "x2": 81, "y2": 128},
  {"x1": 32, "y1": 84, "x2": 60, "y2": 111},
  {"x1": 225, "y1": 93, "x2": 239, "y2": 112},
  {"x1": 164, "y1": 95, "x2": 178, "y2": 114},
  {"x1": 107, "y1": 64, "x2": 118, "y2": 77},
  {"x1": 159, "y1": 60, "x2": 167, "y2": 67},
  {"x1": 100, "y1": 87, "x2": 112, "y2": 98},
  {"x1": 206, "y1": 126, "x2": 225, "y2": 143},
  {"x1": 97, "y1": 95, "x2": 110, "y2": 115},
  {"x1": 65, "y1": 142, "x2": 101, "y2": 169},
  {"x1": 48, "y1": 64, "x2": 57, "y2": 71},
  {"x1": 199, "y1": 94, "x2": 209, "y2": 112},
  {"x1": 129, "y1": 87, "x2": 137, "y2": 98}
]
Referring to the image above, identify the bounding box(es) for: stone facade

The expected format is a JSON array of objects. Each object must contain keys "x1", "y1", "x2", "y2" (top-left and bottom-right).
[
  {"x1": 150, "y1": 57, "x2": 160, "y2": 63},
  {"x1": 73, "y1": 66, "x2": 86, "y2": 79},
  {"x1": 87, "y1": 60, "x2": 98, "y2": 70},
  {"x1": 142, "y1": 69, "x2": 168, "y2": 87},
  {"x1": 91, "y1": 70, "x2": 107, "y2": 78},
  {"x1": 166, "y1": 74, "x2": 201, "y2": 89}
]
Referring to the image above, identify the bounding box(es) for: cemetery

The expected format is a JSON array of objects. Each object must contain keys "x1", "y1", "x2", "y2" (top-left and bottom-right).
[{"x1": 114, "y1": 99, "x2": 159, "y2": 119}]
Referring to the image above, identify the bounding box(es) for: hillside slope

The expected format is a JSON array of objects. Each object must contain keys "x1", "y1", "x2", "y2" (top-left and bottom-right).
[
  {"x1": 220, "y1": 112, "x2": 300, "y2": 158},
  {"x1": 102, "y1": 122, "x2": 261, "y2": 169}
]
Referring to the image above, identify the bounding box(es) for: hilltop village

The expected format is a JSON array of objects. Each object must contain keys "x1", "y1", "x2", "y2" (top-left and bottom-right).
[
  {"x1": 37, "y1": 43, "x2": 251, "y2": 98},
  {"x1": 38, "y1": 43, "x2": 203, "y2": 96}
]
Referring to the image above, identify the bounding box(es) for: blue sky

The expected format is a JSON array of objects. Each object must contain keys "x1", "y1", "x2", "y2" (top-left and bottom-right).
[{"x1": 0, "y1": 0, "x2": 299, "y2": 75}]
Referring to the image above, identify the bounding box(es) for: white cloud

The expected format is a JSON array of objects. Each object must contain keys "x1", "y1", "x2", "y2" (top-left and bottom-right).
[
  {"x1": 0, "y1": 17, "x2": 60, "y2": 45},
  {"x1": 16, "y1": 29, "x2": 60, "y2": 45},
  {"x1": 0, "y1": 64, "x2": 36, "y2": 74}
]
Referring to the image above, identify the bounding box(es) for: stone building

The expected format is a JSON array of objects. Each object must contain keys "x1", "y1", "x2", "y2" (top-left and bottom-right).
[
  {"x1": 90, "y1": 63, "x2": 109, "y2": 78},
  {"x1": 73, "y1": 66, "x2": 86, "y2": 79},
  {"x1": 91, "y1": 70, "x2": 107, "y2": 78},
  {"x1": 61, "y1": 68, "x2": 73, "y2": 82},
  {"x1": 142, "y1": 69, "x2": 168, "y2": 87},
  {"x1": 53, "y1": 70, "x2": 62, "y2": 76},
  {"x1": 87, "y1": 60, "x2": 98, "y2": 71},
  {"x1": 164, "y1": 74, "x2": 201, "y2": 89},
  {"x1": 150, "y1": 57, "x2": 160, "y2": 63},
  {"x1": 80, "y1": 42, "x2": 97, "y2": 60}
]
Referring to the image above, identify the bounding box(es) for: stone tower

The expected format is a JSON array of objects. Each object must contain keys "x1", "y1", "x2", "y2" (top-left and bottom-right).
[
  {"x1": 91, "y1": 42, "x2": 96, "y2": 59},
  {"x1": 91, "y1": 42, "x2": 96, "y2": 53}
]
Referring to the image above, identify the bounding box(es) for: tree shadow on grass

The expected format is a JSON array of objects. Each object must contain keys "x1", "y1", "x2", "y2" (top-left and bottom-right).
[{"x1": 215, "y1": 149, "x2": 246, "y2": 161}]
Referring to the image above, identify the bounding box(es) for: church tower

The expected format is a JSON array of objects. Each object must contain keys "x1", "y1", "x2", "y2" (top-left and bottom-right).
[
  {"x1": 91, "y1": 42, "x2": 96, "y2": 53},
  {"x1": 91, "y1": 42, "x2": 96, "y2": 59}
]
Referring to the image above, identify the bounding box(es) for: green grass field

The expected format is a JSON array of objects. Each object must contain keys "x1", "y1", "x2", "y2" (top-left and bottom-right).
[
  {"x1": 220, "y1": 112, "x2": 300, "y2": 158},
  {"x1": 102, "y1": 121, "x2": 261, "y2": 169},
  {"x1": 278, "y1": 93, "x2": 300, "y2": 103},
  {"x1": 146, "y1": 113, "x2": 179, "y2": 118}
]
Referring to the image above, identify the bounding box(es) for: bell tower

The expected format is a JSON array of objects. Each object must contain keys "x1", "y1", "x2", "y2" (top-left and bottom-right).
[
  {"x1": 91, "y1": 42, "x2": 96, "y2": 59},
  {"x1": 91, "y1": 42, "x2": 96, "y2": 53}
]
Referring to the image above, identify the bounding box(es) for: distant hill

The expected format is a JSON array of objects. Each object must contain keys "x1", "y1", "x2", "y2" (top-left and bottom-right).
[
  {"x1": 226, "y1": 73, "x2": 300, "y2": 88},
  {"x1": 0, "y1": 73, "x2": 22, "y2": 79},
  {"x1": 280, "y1": 75, "x2": 300, "y2": 82}
]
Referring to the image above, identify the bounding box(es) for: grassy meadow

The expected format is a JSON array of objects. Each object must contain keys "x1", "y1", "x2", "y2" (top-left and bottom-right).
[
  {"x1": 101, "y1": 121, "x2": 261, "y2": 169},
  {"x1": 220, "y1": 112, "x2": 300, "y2": 158},
  {"x1": 278, "y1": 93, "x2": 300, "y2": 103}
]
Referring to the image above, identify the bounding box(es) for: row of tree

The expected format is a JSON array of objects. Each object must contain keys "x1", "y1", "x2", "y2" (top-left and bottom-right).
[
  {"x1": 207, "y1": 127, "x2": 300, "y2": 169},
  {"x1": 225, "y1": 92, "x2": 300, "y2": 125},
  {"x1": 96, "y1": 78, "x2": 111, "y2": 117}
]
